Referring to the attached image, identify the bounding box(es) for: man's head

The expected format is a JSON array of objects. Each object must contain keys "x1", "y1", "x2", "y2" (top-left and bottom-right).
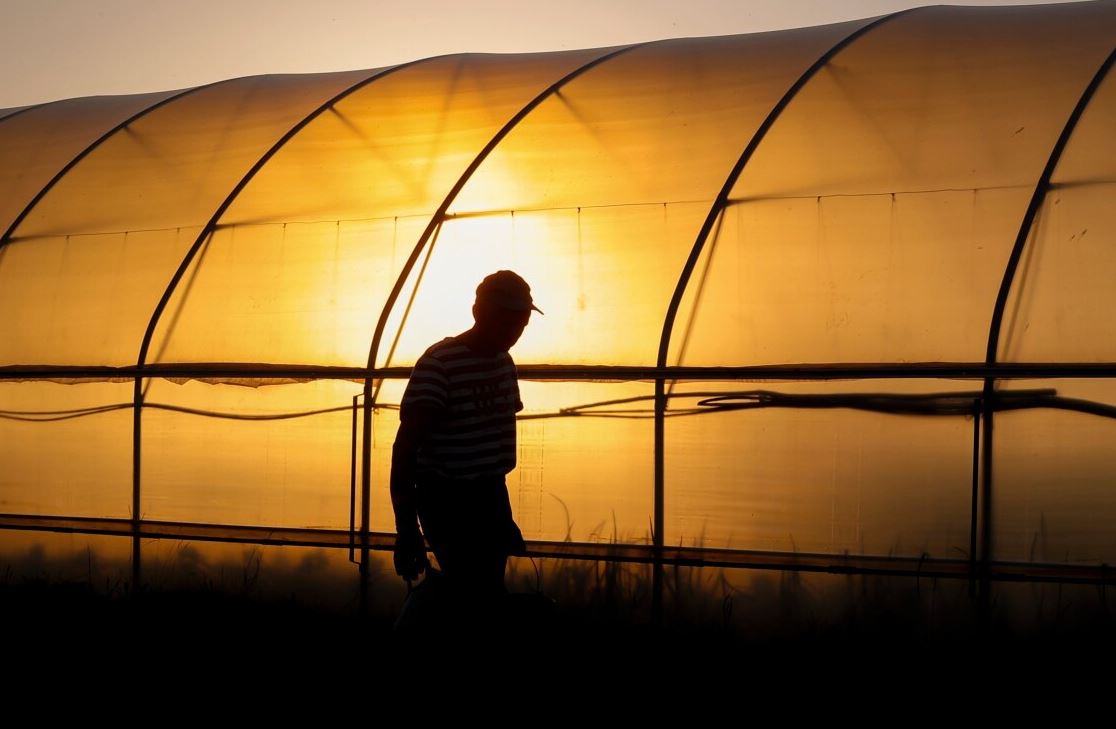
[{"x1": 471, "y1": 270, "x2": 541, "y2": 352}]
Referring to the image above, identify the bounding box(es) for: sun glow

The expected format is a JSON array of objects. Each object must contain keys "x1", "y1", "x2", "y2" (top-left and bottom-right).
[{"x1": 379, "y1": 209, "x2": 581, "y2": 369}]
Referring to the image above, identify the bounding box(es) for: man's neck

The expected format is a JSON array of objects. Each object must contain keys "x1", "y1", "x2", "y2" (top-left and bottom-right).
[{"x1": 455, "y1": 328, "x2": 502, "y2": 356}]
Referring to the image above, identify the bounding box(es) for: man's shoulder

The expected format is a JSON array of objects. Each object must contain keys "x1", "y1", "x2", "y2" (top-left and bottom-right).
[
  {"x1": 420, "y1": 338, "x2": 514, "y2": 367},
  {"x1": 415, "y1": 338, "x2": 465, "y2": 366}
]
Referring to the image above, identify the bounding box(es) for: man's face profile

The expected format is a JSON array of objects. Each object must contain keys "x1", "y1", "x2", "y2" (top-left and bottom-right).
[{"x1": 473, "y1": 298, "x2": 530, "y2": 353}]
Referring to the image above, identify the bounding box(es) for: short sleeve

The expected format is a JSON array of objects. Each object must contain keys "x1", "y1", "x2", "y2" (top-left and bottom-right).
[
  {"x1": 400, "y1": 353, "x2": 449, "y2": 414},
  {"x1": 509, "y1": 354, "x2": 523, "y2": 412}
]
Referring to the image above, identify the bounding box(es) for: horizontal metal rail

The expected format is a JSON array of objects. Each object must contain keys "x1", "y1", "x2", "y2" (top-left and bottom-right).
[
  {"x1": 9, "y1": 388, "x2": 1116, "y2": 424},
  {"x1": 7, "y1": 361, "x2": 1116, "y2": 381},
  {"x1": 1, "y1": 513, "x2": 1111, "y2": 586}
]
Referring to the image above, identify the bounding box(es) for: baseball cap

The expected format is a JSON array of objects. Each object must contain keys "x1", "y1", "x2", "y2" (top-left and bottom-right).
[{"x1": 476, "y1": 270, "x2": 544, "y2": 315}]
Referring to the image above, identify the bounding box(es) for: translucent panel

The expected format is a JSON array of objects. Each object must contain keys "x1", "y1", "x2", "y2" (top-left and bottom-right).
[
  {"x1": 148, "y1": 216, "x2": 428, "y2": 366},
  {"x1": 154, "y1": 53, "x2": 608, "y2": 367},
  {"x1": 5, "y1": 8, "x2": 1116, "y2": 589},
  {"x1": 687, "y1": 3, "x2": 1116, "y2": 366},
  {"x1": 0, "y1": 227, "x2": 200, "y2": 366},
  {"x1": 994, "y1": 380, "x2": 1116, "y2": 565},
  {"x1": 1000, "y1": 66, "x2": 1116, "y2": 362},
  {"x1": 0, "y1": 91, "x2": 177, "y2": 236},
  {"x1": 0, "y1": 73, "x2": 371, "y2": 367},
  {"x1": 0, "y1": 381, "x2": 133, "y2": 518},
  {"x1": 223, "y1": 51, "x2": 606, "y2": 226},
  {"x1": 13, "y1": 71, "x2": 370, "y2": 240},
  {"x1": 402, "y1": 27, "x2": 874, "y2": 368},
  {"x1": 386, "y1": 204, "x2": 707, "y2": 368},
  {"x1": 735, "y1": 4, "x2": 1116, "y2": 200},
  {"x1": 453, "y1": 24, "x2": 871, "y2": 214},
  {"x1": 370, "y1": 379, "x2": 654, "y2": 545},
  {"x1": 677, "y1": 190, "x2": 1018, "y2": 365},
  {"x1": 141, "y1": 379, "x2": 362, "y2": 528},
  {"x1": 666, "y1": 380, "x2": 976, "y2": 556}
]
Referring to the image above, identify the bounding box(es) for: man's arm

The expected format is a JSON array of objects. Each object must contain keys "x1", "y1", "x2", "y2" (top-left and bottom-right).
[
  {"x1": 390, "y1": 404, "x2": 440, "y2": 539},
  {"x1": 390, "y1": 403, "x2": 441, "y2": 580}
]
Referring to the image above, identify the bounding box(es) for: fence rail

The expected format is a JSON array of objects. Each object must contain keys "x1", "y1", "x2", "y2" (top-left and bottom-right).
[{"x1": 2, "y1": 512, "x2": 1112, "y2": 586}]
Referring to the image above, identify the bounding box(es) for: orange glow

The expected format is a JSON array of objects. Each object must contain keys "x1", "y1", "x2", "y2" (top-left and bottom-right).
[{"x1": 5, "y1": 6, "x2": 1116, "y2": 573}]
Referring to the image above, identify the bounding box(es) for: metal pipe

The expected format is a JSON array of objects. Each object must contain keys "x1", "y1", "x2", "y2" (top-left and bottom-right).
[
  {"x1": 649, "y1": 5, "x2": 921, "y2": 625},
  {"x1": 978, "y1": 45, "x2": 1116, "y2": 597}
]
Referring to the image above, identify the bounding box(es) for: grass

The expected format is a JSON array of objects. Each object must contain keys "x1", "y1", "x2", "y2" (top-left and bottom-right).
[{"x1": 2, "y1": 533, "x2": 1114, "y2": 671}]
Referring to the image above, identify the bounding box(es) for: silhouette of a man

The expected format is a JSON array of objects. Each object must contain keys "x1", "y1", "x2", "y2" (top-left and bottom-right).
[{"x1": 391, "y1": 270, "x2": 540, "y2": 599}]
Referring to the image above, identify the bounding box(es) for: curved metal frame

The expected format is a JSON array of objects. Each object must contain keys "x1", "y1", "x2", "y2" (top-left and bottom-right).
[
  {"x1": 649, "y1": 9, "x2": 919, "y2": 587},
  {"x1": 0, "y1": 84, "x2": 226, "y2": 250},
  {"x1": 361, "y1": 43, "x2": 644, "y2": 377},
  {"x1": 130, "y1": 62, "x2": 432, "y2": 547},
  {"x1": 2, "y1": 14, "x2": 1114, "y2": 601},
  {"x1": 984, "y1": 47, "x2": 1116, "y2": 365},
  {"x1": 0, "y1": 103, "x2": 42, "y2": 124},
  {"x1": 0, "y1": 79, "x2": 261, "y2": 584},
  {"x1": 976, "y1": 45, "x2": 1116, "y2": 584},
  {"x1": 356, "y1": 42, "x2": 650, "y2": 551}
]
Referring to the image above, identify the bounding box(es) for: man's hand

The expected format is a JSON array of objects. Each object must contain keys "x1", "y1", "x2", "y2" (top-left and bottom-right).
[
  {"x1": 393, "y1": 530, "x2": 429, "y2": 581},
  {"x1": 391, "y1": 404, "x2": 439, "y2": 582}
]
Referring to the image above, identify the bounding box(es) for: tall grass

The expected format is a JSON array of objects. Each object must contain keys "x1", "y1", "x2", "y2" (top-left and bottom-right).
[{"x1": 2, "y1": 532, "x2": 1113, "y2": 661}]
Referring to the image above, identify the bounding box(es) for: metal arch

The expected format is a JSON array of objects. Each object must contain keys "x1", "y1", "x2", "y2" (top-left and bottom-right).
[
  {"x1": 0, "y1": 96, "x2": 83, "y2": 126},
  {"x1": 654, "y1": 8, "x2": 921, "y2": 374},
  {"x1": 0, "y1": 94, "x2": 92, "y2": 125},
  {"x1": 0, "y1": 103, "x2": 42, "y2": 124},
  {"x1": 0, "y1": 78, "x2": 265, "y2": 587},
  {"x1": 355, "y1": 42, "x2": 654, "y2": 547},
  {"x1": 649, "y1": 8, "x2": 921, "y2": 581},
  {"x1": 0, "y1": 83, "x2": 226, "y2": 251},
  {"x1": 129, "y1": 61, "x2": 433, "y2": 537},
  {"x1": 976, "y1": 44, "x2": 1116, "y2": 589},
  {"x1": 984, "y1": 47, "x2": 1116, "y2": 365},
  {"x1": 133, "y1": 63, "x2": 432, "y2": 372},
  {"x1": 360, "y1": 42, "x2": 648, "y2": 378}
]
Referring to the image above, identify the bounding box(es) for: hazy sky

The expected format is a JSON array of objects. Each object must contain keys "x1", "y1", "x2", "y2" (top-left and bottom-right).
[{"x1": 0, "y1": 0, "x2": 1083, "y2": 108}]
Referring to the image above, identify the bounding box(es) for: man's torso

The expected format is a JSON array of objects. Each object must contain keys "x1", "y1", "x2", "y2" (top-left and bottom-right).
[{"x1": 400, "y1": 337, "x2": 522, "y2": 480}]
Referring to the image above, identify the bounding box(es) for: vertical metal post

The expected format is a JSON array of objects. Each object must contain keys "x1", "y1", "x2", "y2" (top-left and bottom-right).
[
  {"x1": 132, "y1": 375, "x2": 143, "y2": 590},
  {"x1": 651, "y1": 10, "x2": 913, "y2": 629},
  {"x1": 358, "y1": 45, "x2": 647, "y2": 617},
  {"x1": 122, "y1": 65, "x2": 418, "y2": 612},
  {"x1": 980, "y1": 383, "x2": 995, "y2": 611},
  {"x1": 969, "y1": 400, "x2": 981, "y2": 597},
  {"x1": 359, "y1": 382, "x2": 373, "y2": 615},
  {"x1": 350, "y1": 393, "x2": 359, "y2": 563},
  {"x1": 132, "y1": 527, "x2": 141, "y2": 592},
  {"x1": 977, "y1": 46, "x2": 1116, "y2": 609},
  {"x1": 652, "y1": 378, "x2": 666, "y2": 623}
]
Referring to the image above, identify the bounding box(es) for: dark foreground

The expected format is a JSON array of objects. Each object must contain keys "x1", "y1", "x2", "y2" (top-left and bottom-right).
[{"x1": 4, "y1": 568, "x2": 1114, "y2": 676}]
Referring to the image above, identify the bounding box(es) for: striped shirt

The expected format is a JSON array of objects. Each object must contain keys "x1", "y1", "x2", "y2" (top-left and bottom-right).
[{"x1": 400, "y1": 337, "x2": 522, "y2": 480}]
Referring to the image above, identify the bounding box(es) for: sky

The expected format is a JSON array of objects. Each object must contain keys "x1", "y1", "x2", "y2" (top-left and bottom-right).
[{"x1": 0, "y1": 0, "x2": 1086, "y2": 108}]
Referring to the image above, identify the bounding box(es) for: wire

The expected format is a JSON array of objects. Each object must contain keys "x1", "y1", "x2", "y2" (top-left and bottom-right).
[{"x1": 6, "y1": 386, "x2": 1116, "y2": 425}]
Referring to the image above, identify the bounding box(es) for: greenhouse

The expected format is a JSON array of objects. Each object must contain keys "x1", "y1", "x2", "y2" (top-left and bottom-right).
[{"x1": 2, "y1": 1, "x2": 1115, "y2": 602}]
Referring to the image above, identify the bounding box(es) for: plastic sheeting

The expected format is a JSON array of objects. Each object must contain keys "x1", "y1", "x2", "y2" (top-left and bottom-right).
[
  {"x1": 681, "y1": 3, "x2": 1116, "y2": 366},
  {"x1": 2, "y1": 2, "x2": 1115, "y2": 567},
  {"x1": 0, "y1": 91, "x2": 180, "y2": 237}
]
